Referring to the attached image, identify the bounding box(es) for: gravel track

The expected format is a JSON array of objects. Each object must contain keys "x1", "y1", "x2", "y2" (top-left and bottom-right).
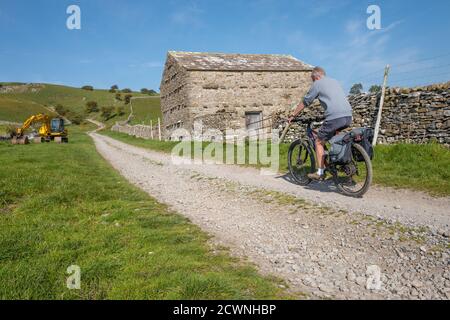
[{"x1": 91, "y1": 132, "x2": 450, "y2": 299}]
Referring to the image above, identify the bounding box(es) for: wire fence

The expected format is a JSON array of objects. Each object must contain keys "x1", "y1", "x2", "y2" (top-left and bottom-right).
[
  {"x1": 349, "y1": 52, "x2": 450, "y2": 90},
  {"x1": 111, "y1": 119, "x2": 162, "y2": 141}
]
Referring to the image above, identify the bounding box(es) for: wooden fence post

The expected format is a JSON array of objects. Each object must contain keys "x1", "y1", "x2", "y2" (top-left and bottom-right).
[
  {"x1": 150, "y1": 120, "x2": 154, "y2": 140},
  {"x1": 158, "y1": 118, "x2": 162, "y2": 141},
  {"x1": 373, "y1": 65, "x2": 390, "y2": 146}
]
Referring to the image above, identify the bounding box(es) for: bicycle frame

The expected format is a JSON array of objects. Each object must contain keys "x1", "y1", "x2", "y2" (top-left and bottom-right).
[{"x1": 299, "y1": 120, "x2": 333, "y2": 174}]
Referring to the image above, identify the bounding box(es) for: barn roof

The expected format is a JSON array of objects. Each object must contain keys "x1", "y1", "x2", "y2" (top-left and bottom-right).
[{"x1": 168, "y1": 51, "x2": 313, "y2": 72}]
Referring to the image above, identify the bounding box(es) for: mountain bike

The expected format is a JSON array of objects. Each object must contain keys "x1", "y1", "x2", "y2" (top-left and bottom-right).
[{"x1": 287, "y1": 118, "x2": 373, "y2": 198}]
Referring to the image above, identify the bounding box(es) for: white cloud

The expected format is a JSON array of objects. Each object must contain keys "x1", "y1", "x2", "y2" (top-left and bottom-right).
[
  {"x1": 285, "y1": 17, "x2": 419, "y2": 90},
  {"x1": 170, "y1": 4, "x2": 204, "y2": 27}
]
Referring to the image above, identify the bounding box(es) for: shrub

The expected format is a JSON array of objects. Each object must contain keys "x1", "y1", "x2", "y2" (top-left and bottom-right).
[
  {"x1": 369, "y1": 85, "x2": 382, "y2": 93},
  {"x1": 101, "y1": 106, "x2": 114, "y2": 120},
  {"x1": 5, "y1": 125, "x2": 17, "y2": 137},
  {"x1": 124, "y1": 94, "x2": 132, "y2": 105},
  {"x1": 82, "y1": 85, "x2": 94, "y2": 91},
  {"x1": 109, "y1": 88, "x2": 116, "y2": 93},
  {"x1": 85, "y1": 101, "x2": 99, "y2": 113},
  {"x1": 115, "y1": 106, "x2": 125, "y2": 116},
  {"x1": 115, "y1": 93, "x2": 122, "y2": 101},
  {"x1": 350, "y1": 83, "x2": 363, "y2": 95},
  {"x1": 55, "y1": 104, "x2": 67, "y2": 116},
  {"x1": 67, "y1": 112, "x2": 83, "y2": 125}
]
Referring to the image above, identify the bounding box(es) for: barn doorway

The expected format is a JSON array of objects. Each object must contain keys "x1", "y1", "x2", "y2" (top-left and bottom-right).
[{"x1": 245, "y1": 111, "x2": 263, "y2": 131}]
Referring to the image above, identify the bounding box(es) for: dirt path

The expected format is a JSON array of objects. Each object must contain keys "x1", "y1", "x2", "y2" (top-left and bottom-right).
[
  {"x1": 90, "y1": 132, "x2": 450, "y2": 300},
  {"x1": 86, "y1": 119, "x2": 106, "y2": 132}
]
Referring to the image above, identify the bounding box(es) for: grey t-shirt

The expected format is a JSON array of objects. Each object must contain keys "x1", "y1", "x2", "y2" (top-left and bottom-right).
[{"x1": 303, "y1": 76, "x2": 353, "y2": 121}]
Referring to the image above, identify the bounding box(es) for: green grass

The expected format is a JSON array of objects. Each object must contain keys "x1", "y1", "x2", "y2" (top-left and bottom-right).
[
  {"x1": 101, "y1": 131, "x2": 450, "y2": 196},
  {"x1": 0, "y1": 97, "x2": 56, "y2": 122},
  {"x1": 0, "y1": 127, "x2": 288, "y2": 300},
  {"x1": 128, "y1": 97, "x2": 162, "y2": 126},
  {"x1": 0, "y1": 83, "x2": 161, "y2": 125},
  {"x1": 371, "y1": 143, "x2": 450, "y2": 196}
]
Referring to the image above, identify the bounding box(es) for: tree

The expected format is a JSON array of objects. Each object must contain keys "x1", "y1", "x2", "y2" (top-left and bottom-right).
[
  {"x1": 369, "y1": 85, "x2": 382, "y2": 93},
  {"x1": 85, "y1": 101, "x2": 99, "y2": 113},
  {"x1": 124, "y1": 94, "x2": 132, "y2": 105},
  {"x1": 121, "y1": 88, "x2": 132, "y2": 93},
  {"x1": 81, "y1": 85, "x2": 94, "y2": 91},
  {"x1": 67, "y1": 112, "x2": 83, "y2": 125},
  {"x1": 55, "y1": 104, "x2": 67, "y2": 116},
  {"x1": 350, "y1": 83, "x2": 363, "y2": 95},
  {"x1": 100, "y1": 106, "x2": 114, "y2": 120},
  {"x1": 111, "y1": 85, "x2": 119, "y2": 90},
  {"x1": 115, "y1": 106, "x2": 125, "y2": 116},
  {"x1": 148, "y1": 89, "x2": 158, "y2": 96},
  {"x1": 115, "y1": 93, "x2": 122, "y2": 101},
  {"x1": 141, "y1": 88, "x2": 149, "y2": 94}
]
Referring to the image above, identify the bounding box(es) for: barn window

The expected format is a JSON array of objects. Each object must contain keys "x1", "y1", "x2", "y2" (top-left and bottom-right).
[{"x1": 245, "y1": 112, "x2": 263, "y2": 131}]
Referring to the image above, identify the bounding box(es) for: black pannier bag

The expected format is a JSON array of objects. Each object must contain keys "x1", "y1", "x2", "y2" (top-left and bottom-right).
[
  {"x1": 329, "y1": 132, "x2": 353, "y2": 165},
  {"x1": 351, "y1": 128, "x2": 374, "y2": 161}
]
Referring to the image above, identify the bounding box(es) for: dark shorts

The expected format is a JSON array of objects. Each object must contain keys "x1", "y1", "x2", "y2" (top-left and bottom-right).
[{"x1": 317, "y1": 117, "x2": 352, "y2": 142}]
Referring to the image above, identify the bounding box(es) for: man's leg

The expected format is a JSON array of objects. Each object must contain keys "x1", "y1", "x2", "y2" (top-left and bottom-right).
[
  {"x1": 316, "y1": 138, "x2": 325, "y2": 172},
  {"x1": 307, "y1": 138, "x2": 326, "y2": 180}
]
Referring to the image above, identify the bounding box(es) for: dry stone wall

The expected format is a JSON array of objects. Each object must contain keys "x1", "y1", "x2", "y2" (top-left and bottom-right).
[
  {"x1": 277, "y1": 82, "x2": 450, "y2": 145},
  {"x1": 111, "y1": 123, "x2": 160, "y2": 140}
]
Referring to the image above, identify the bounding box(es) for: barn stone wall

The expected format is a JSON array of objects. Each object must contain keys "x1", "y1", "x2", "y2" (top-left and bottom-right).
[
  {"x1": 163, "y1": 70, "x2": 312, "y2": 137},
  {"x1": 276, "y1": 82, "x2": 450, "y2": 145},
  {"x1": 160, "y1": 55, "x2": 191, "y2": 134}
]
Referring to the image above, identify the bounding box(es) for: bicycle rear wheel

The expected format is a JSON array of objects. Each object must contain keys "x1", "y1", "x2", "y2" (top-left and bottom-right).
[
  {"x1": 333, "y1": 143, "x2": 372, "y2": 197},
  {"x1": 288, "y1": 140, "x2": 316, "y2": 185}
]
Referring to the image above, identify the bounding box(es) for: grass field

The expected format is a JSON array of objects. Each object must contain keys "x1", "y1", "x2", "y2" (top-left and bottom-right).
[
  {"x1": 102, "y1": 131, "x2": 450, "y2": 197},
  {"x1": 0, "y1": 97, "x2": 56, "y2": 122},
  {"x1": 128, "y1": 97, "x2": 162, "y2": 126},
  {"x1": 0, "y1": 127, "x2": 287, "y2": 300},
  {"x1": 0, "y1": 83, "x2": 161, "y2": 125}
]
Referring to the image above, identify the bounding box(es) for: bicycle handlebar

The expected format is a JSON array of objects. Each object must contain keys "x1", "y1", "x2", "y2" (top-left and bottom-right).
[{"x1": 292, "y1": 117, "x2": 323, "y2": 126}]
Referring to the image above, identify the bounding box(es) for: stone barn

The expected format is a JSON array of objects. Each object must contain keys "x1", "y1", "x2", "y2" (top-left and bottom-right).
[{"x1": 160, "y1": 51, "x2": 313, "y2": 139}]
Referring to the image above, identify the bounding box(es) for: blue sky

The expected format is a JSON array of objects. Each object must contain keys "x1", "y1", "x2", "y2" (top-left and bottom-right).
[{"x1": 1, "y1": 0, "x2": 450, "y2": 92}]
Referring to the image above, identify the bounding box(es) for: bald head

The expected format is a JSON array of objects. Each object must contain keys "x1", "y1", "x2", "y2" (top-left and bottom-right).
[{"x1": 311, "y1": 67, "x2": 326, "y2": 81}]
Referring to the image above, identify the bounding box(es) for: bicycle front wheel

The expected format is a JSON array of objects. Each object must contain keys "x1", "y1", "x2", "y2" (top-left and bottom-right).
[
  {"x1": 333, "y1": 143, "x2": 373, "y2": 198},
  {"x1": 288, "y1": 140, "x2": 316, "y2": 185}
]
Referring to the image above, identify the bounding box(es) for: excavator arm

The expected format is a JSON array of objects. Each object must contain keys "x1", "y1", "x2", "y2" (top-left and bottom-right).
[{"x1": 16, "y1": 114, "x2": 51, "y2": 137}]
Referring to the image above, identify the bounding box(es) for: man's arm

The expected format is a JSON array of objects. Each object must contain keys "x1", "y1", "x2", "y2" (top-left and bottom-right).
[
  {"x1": 288, "y1": 82, "x2": 320, "y2": 123},
  {"x1": 288, "y1": 102, "x2": 305, "y2": 123}
]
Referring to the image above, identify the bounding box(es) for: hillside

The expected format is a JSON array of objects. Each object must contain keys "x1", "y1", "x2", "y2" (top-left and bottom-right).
[
  {"x1": 0, "y1": 97, "x2": 56, "y2": 122},
  {"x1": 0, "y1": 83, "x2": 161, "y2": 125}
]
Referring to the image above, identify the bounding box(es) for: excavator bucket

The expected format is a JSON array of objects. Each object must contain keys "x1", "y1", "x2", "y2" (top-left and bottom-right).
[{"x1": 11, "y1": 136, "x2": 29, "y2": 145}]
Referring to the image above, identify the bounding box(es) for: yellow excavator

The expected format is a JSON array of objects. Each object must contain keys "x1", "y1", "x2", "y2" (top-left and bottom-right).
[{"x1": 11, "y1": 114, "x2": 68, "y2": 145}]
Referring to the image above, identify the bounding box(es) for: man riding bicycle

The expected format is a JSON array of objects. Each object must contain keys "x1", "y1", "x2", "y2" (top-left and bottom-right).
[{"x1": 288, "y1": 67, "x2": 353, "y2": 180}]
